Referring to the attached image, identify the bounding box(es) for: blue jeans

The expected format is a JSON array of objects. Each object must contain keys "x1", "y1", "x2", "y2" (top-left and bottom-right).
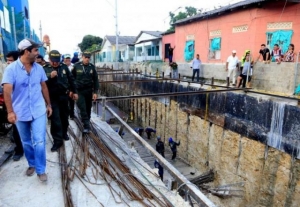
[
  {"x1": 192, "y1": 69, "x2": 200, "y2": 82},
  {"x1": 172, "y1": 70, "x2": 178, "y2": 79},
  {"x1": 169, "y1": 55, "x2": 173, "y2": 63},
  {"x1": 16, "y1": 113, "x2": 47, "y2": 174}
]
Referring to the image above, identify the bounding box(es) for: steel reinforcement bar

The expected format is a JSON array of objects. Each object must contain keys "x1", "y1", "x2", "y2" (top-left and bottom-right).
[
  {"x1": 96, "y1": 88, "x2": 244, "y2": 101},
  {"x1": 106, "y1": 105, "x2": 217, "y2": 207}
]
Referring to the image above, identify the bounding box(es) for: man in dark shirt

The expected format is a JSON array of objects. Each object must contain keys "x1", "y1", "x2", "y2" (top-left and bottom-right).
[
  {"x1": 155, "y1": 136, "x2": 165, "y2": 157},
  {"x1": 256, "y1": 44, "x2": 270, "y2": 63},
  {"x1": 168, "y1": 45, "x2": 175, "y2": 63},
  {"x1": 169, "y1": 137, "x2": 180, "y2": 160},
  {"x1": 44, "y1": 50, "x2": 78, "y2": 152},
  {"x1": 145, "y1": 127, "x2": 156, "y2": 139},
  {"x1": 72, "y1": 52, "x2": 99, "y2": 134}
]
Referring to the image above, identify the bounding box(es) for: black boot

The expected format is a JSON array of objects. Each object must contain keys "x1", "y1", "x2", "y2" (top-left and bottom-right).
[{"x1": 226, "y1": 77, "x2": 230, "y2": 87}]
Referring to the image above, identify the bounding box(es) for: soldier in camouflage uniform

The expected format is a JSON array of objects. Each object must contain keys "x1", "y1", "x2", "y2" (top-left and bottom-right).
[{"x1": 44, "y1": 50, "x2": 78, "y2": 152}]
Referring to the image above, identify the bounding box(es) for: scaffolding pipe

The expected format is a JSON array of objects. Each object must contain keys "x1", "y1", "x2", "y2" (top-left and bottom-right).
[
  {"x1": 96, "y1": 88, "x2": 244, "y2": 101},
  {"x1": 106, "y1": 105, "x2": 216, "y2": 207},
  {"x1": 245, "y1": 90, "x2": 300, "y2": 101},
  {"x1": 97, "y1": 72, "x2": 141, "y2": 75},
  {"x1": 98, "y1": 77, "x2": 234, "y2": 89}
]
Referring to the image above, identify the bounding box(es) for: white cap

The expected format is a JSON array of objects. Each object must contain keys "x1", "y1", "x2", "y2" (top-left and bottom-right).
[
  {"x1": 18, "y1": 38, "x2": 42, "y2": 51},
  {"x1": 232, "y1": 50, "x2": 237, "y2": 53},
  {"x1": 64, "y1": 54, "x2": 71, "y2": 59}
]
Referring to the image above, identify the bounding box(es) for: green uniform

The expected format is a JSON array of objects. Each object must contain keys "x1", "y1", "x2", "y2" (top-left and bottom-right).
[
  {"x1": 44, "y1": 63, "x2": 77, "y2": 145},
  {"x1": 72, "y1": 61, "x2": 99, "y2": 130}
]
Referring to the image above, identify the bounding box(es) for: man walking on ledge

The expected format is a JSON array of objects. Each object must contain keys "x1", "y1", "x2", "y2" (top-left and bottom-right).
[{"x1": 72, "y1": 51, "x2": 99, "y2": 134}]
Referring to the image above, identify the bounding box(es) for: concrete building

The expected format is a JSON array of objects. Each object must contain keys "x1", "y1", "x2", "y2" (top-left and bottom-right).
[
  {"x1": 134, "y1": 31, "x2": 163, "y2": 62},
  {"x1": 99, "y1": 35, "x2": 136, "y2": 62},
  {"x1": 163, "y1": 0, "x2": 300, "y2": 63}
]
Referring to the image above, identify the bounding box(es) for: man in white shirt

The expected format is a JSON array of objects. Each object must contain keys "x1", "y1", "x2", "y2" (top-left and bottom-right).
[
  {"x1": 190, "y1": 54, "x2": 201, "y2": 82},
  {"x1": 226, "y1": 50, "x2": 240, "y2": 86},
  {"x1": 63, "y1": 54, "x2": 73, "y2": 71}
]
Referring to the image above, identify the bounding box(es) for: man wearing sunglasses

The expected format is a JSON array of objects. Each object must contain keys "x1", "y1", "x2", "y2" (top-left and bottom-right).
[{"x1": 72, "y1": 52, "x2": 99, "y2": 134}]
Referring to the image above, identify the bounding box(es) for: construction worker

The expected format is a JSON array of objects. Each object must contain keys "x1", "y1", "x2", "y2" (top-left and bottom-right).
[
  {"x1": 72, "y1": 51, "x2": 99, "y2": 133},
  {"x1": 44, "y1": 50, "x2": 78, "y2": 152},
  {"x1": 169, "y1": 137, "x2": 180, "y2": 160},
  {"x1": 154, "y1": 159, "x2": 164, "y2": 181},
  {"x1": 135, "y1": 127, "x2": 144, "y2": 136},
  {"x1": 156, "y1": 136, "x2": 165, "y2": 157},
  {"x1": 145, "y1": 127, "x2": 156, "y2": 139}
]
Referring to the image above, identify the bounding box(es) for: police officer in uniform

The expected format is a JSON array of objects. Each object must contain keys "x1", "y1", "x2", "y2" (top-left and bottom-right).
[
  {"x1": 44, "y1": 50, "x2": 78, "y2": 151},
  {"x1": 72, "y1": 51, "x2": 99, "y2": 133}
]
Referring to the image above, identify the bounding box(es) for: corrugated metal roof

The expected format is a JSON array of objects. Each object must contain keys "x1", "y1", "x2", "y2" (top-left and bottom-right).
[
  {"x1": 175, "y1": 0, "x2": 268, "y2": 25},
  {"x1": 106, "y1": 35, "x2": 136, "y2": 45}
]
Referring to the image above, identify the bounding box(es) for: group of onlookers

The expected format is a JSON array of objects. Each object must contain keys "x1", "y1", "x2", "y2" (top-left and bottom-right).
[
  {"x1": 226, "y1": 43, "x2": 296, "y2": 87},
  {"x1": 1, "y1": 38, "x2": 99, "y2": 182},
  {"x1": 167, "y1": 43, "x2": 296, "y2": 87}
]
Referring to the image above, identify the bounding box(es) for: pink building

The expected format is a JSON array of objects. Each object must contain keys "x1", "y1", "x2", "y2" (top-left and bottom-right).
[{"x1": 163, "y1": 0, "x2": 300, "y2": 63}]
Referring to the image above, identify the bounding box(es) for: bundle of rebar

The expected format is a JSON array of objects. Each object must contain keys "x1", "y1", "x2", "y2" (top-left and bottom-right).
[{"x1": 58, "y1": 117, "x2": 175, "y2": 207}]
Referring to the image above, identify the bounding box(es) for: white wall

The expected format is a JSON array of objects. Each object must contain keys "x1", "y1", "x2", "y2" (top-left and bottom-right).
[
  {"x1": 134, "y1": 40, "x2": 162, "y2": 62},
  {"x1": 136, "y1": 33, "x2": 157, "y2": 43}
]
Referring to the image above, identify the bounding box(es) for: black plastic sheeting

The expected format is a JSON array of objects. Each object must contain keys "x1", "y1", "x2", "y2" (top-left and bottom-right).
[{"x1": 109, "y1": 75, "x2": 300, "y2": 158}]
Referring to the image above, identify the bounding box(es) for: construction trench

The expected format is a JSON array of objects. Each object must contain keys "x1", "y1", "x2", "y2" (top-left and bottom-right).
[
  {"x1": 1, "y1": 67, "x2": 300, "y2": 207},
  {"x1": 95, "y1": 68, "x2": 300, "y2": 207}
]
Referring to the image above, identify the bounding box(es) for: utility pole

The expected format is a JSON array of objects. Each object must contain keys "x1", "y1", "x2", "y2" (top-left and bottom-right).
[
  {"x1": 23, "y1": 19, "x2": 26, "y2": 38},
  {"x1": 39, "y1": 20, "x2": 42, "y2": 42},
  {"x1": 115, "y1": 0, "x2": 119, "y2": 69},
  {"x1": 11, "y1": 7, "x2": 17, "y2": 49}
]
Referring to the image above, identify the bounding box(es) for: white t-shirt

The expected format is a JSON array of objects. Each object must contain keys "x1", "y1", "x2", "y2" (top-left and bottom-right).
[{"x1": 227, "y1": 55, "x2": 239, "y2": 69}]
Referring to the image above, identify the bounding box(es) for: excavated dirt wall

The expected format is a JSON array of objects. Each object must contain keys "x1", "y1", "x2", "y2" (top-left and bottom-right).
[{"x1": 102, "y1": 80, "x2": 300, "y2": 207}]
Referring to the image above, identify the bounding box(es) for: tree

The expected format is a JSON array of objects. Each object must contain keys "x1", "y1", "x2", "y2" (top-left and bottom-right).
[
  {"x1": 78, "y1": 35, "x2": 103, "y2": 52},
  {"x1": 167, "y1": 6, "x2": 198, "y2": 32}
]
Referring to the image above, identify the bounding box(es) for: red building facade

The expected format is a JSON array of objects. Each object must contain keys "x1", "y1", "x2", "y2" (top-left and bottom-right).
[{"x1": 163, "y1": 0, "x2": 300, "y2": 63}]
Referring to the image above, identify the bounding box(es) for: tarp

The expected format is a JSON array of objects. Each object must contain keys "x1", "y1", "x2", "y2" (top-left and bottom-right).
[
  {"x1": 184, "y1": 40, "x2": 194, "y2": 62},
  {"x1": 266, "y1": 30, "x2": 293, "y2": 54},
  {"x1": 295, "y1": 84, "x2": 300, "y2": 95},
  {"x1": 210, "y1": 37, "x2": 221, "y2": 51}
]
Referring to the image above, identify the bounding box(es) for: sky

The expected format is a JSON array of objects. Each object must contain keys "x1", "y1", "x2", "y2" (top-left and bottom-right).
[{"x1": 29, "y1": 0, "x2": 242, "y2": 55}]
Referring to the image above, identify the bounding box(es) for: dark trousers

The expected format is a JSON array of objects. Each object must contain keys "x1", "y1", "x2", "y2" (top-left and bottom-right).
[
  {"x1": 69, "y1": 97, "x2": 75, "y2": 118},
  {"x1": 50, "y1": 95, "x2": 69, "y2": 145},
  {"x1": 169, "y1": 55, "x2": 173, "y2": 63},
  {"x1": 172, "y1": 151, "x2": 177, "y2": 160},
  {"x1": 77, "y1": 89, "x2": 93, "y2": 129},
  {"x1": 13, "y1": 125, "x2": 23, "y2": 155},
  {"x1": 192, "y1": 69, "x2": 200, "y2": 82},
  {"x1": 159, "y1": 171, "x2": 164, "y2": 181},
  {"x1": 239, "y1": 74, "x2": 252, "y2": 88},
  {"x1": 146, "y1": 132, "x2": 151, "y2": 139},
  {"x1": 159, "y1": 151, "x2": 165, "y2": 158}
]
